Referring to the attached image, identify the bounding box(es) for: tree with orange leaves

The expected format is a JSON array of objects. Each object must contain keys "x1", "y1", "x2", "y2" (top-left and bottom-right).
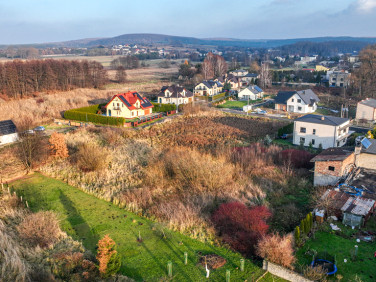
[
  {"x1": 49, "y1": 132, "x2": 69, "y2": 158},
  {"x1": 96, "y1": 234, "x2": 121, "y2": 278}
]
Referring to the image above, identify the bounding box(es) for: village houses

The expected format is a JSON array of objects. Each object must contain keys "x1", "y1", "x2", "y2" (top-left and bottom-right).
[
  {"x1": 194, "y1": 80, "x2": 223, "y2": 96},
  {"x1": 0, "y1": 120, "x2": 18, "y2": 145},
  {"x1": 238, "y1": 85, "x2": 264, "y2": 100},
  {"x1": 274, "y1": 89, "x2": 320, "y2": 113},
  {"x1": 157, "y1": 85, "x2": 193, "y2": 105},
  {"x1": 293, "y1": 114, "x2": 351, "y2": 149},
  {"x1": 105, "y1": 91, "x2": 153, "y2": 119}
]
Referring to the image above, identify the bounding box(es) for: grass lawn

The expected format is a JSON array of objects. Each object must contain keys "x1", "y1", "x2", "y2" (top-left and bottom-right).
[
  {"x1": 10, "y1": 173, "x2": 285, "y2": 282},
  {"x1": 296, "y1": 224, "x2": 376, "y2": 281},
  {"x1": 217, "y1": 99, "x2": 262, "y2": 109},
  {"x1": 272, "y1": 139, "x2": 294, "y2": 148}
]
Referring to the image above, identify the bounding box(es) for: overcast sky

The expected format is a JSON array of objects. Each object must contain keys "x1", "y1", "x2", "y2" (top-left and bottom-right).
[{"x1": 1, "y1": 0, "x2": 376, "y2": 44}]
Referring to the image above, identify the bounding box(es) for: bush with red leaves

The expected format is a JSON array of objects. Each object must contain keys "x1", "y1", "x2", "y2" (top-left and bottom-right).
[
  {"x1": 279, "y1": 149, "x2": 314, "y2": 169},
  {"x1": 211, "y1": 202, "x2": 271, "y2": 256}
]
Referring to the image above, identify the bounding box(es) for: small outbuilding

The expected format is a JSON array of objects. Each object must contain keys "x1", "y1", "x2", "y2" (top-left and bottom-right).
[{"x1": 0, "y1": 120, "x2": 18, "y2": 145}]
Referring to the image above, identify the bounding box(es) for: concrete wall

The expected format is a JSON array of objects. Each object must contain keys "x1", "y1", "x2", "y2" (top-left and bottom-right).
[
  {"x1": 356, "y1": 103, "x2": 376, "y2": 121},
  {"x1": 263, "y1": 260, "x2": 312, "y2": 282},
  {"x1": 357, "y1": 153, "x2": 376, "y2": 170}
]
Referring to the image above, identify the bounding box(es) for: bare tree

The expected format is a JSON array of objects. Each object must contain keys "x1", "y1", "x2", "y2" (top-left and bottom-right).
[
  {"x1": 202, "y1": 60, "x2": 214, "y2": 80},
  {"x1": 115, "y1": 66, "x2": 127, "y2": 83},
  {"x1": 215, "y1": 56, "x2": 228, "y2": 77},
  {"x1": 259, "y1": 63, "x2": 272, "y2": 88}
]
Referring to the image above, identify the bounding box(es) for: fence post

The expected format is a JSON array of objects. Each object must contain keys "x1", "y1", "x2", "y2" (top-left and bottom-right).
[
  {"x1": 240, "y1": 259, "x2": 244, "y2": 271},
  {"x1": 226, "y1": 270, "x2": 230, "y2": 282},
  {"x1": 167, "y1": 261, "x2": 172, "y2": 277},
  {"x1": 184, "y1": 252, "x2": 188, "y2": 265}
]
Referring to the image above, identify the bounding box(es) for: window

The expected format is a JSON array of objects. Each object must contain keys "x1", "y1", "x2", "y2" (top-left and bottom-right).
[
  {"x1": 328, "y1": 166, "x2": 335, "y2": 171},
  {"x1": 340, "y1": 83, "x2": 344, "y2": 87},
  {"x1": 340, "y1": 78, "x2": 344, "y2": 81},
  {"x1": 300, "y1": 127, "x2": 306, "y2": 133},
  {"x1": 291, "y1": 98, "x2": 294, "y2": 102},
  {"x1": 300, "y1": 137, "x2": 305, "y2": 143},
  {"x1": 297, "y1": 99, "x2": 301, "y2": 103},
  {"x1": 298, "y1": 106, "x2": 302, "y2": 111},
  {"x1": 312, "y1": 139, "x2": 315, "y2": 145},
  {"x1": 313, "y1": 129, "x2": 316, "y2": 135},
  {"x1": 131, "y1": 112, "x2": 134, "y2": 117}
]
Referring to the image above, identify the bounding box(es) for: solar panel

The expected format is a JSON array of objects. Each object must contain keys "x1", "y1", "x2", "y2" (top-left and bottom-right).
[
  {"x1": 254, "y1": 86, "x2": 263, "y2": 92},
  {"x1": 361, "y1": 137, "x2": 372, "y2": 149}
]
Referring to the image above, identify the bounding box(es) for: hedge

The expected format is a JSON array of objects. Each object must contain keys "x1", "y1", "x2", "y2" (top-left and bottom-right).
[
  {"x1": 151, "y1": 102, "x2": 176, "y2": 113},
  {"x1": 64, "y1": 110, "x2": 125, "y2": 126},
  {"x1": 211, "y1": 92, "x2": 226, "y2": 101},
  {"x1": 278, "y1": 123, "x2": 294, "y2": 137},
  {"x1": 73, "y1": 104, "x2": 106, "y2": 114}
]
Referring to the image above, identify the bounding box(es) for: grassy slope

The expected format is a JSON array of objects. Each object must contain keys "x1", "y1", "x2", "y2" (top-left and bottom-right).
[
  {"x1": 11, "y1": 173, "x2": 285, "y2": 282},
  {"x1": 296, "y1": 229, "x2": 376, "y2": 281}
]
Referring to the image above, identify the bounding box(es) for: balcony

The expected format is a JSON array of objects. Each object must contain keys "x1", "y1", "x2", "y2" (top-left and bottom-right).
[{"x1": 113, "y1": 107, "x2": 121, "y2": 111}]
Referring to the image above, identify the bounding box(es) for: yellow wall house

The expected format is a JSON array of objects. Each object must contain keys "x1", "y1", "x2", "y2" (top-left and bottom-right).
[
  {"x1": 315, "y1": 65, "x2": 330, "y2": 72},
  {"x1": 105, "y1": 91, "x2": 153, "y2": 119}
]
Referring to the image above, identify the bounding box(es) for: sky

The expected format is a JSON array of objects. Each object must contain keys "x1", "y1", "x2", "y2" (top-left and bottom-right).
[{"x1": 1, "y1": 0, "x2": 376, "y2": 44}]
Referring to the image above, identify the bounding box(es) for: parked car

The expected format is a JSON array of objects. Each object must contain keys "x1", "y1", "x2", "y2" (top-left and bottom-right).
[{"x1": 33, "y1": 126, "x2": 46, "y2": 132}]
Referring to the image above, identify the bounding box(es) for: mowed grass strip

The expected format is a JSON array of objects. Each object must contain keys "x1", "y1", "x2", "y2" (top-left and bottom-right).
[
  {"x1": 11, "y1": 173, "x2": 285, "y2": 282},
  {"x1": 296, "y1": 231, "x2": 376, "y2": 281}
]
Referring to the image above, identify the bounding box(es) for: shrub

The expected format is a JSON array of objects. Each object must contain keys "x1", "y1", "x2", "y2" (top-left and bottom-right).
[
  {"x1": 76, "y1": 143, "x2": 111, "y2": 171},
  {"x1": 279, "y1": 149, "x2": 314, "y2": 169},
  {"x1": 211, "y1": 92, "x2": 226, "y2": 101},
  {"x1": 278, "y1": 123, "x2": 294, "y2": 137},
  {"x1": 49, "y1": 132, "x2": 69, "y2": 158},
  {"x1": 64, "y1": 108, "x2": 125, "y2": 126},
  {"x1": 303, "y1": 265, "x2": 327, "y2": 281},
  {"x1": 257, "y1": 233, "x2": 296, "y2": 269},
  {"x1": 294, "y1": 226, "x2": 300, "y2": 245},
  {"x1": 151, "y1": 102, "x2": 176, "y2": 113},
  {"x1": 17, "y1": 211, "x2": 61, "y2": 248},
  {"x1": 96, "y1": 235, "x2": 121, "y2": 278},
  {"x1": 212, "y1": 202, "x2": 271, "y2": 256}
]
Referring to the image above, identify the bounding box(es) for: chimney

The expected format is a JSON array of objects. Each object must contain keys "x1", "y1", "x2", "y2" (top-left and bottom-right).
[{"x1": 321, "y1": 116, "x2": 325, "y2": 121}]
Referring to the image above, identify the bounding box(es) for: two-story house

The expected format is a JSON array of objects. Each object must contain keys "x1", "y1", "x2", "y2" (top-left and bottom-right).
[
  {"x1": 229, "y1": 69, "x2": 248, "y2": 77},
  {"x1": 157, "y1": 85, "x2": 193, "y2": 105},
  {"x1": 194, "y1": 80, "x2": 223, "y2": 96},
  {"x1": 328, "y1": 71, "x2": 350, "y2": 88},
  {"x1": 238, "y1": 85, "x2": 264, "y2": 100},
  {"x1": 105, "y1": 91, "x2": 153, "y2": 119},
  {"x1": 274, "y1": 89, "x2": 320, "y2": 113},
  {"x1": 355, "y1": 98, "x2": 376, "y2": 122},
  {"x1": 293, "y1": 114, "x2": 352, "y2": 149}
]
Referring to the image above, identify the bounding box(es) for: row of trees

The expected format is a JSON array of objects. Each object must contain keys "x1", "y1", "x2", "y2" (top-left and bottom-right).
[
  {"x1": 0, "y1": 59, "x2": 108, "y2": 99},
  {"x1": 352, "y1": 44, "x2": 376, "y2": 98},
  {"x1": 201, "y1": 52, "x2": 228, "y2": 79},
  {"x1": 110, "y1": 55, "x2": 140, "y2": 70}
]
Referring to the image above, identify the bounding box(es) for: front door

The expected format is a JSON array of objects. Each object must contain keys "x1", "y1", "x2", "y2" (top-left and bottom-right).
[{"x1": 108, "y1": 110, "x2": 111, "y2": 116}]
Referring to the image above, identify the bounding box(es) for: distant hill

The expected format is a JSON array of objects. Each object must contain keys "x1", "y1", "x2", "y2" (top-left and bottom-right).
[
  {"x1": 2, "y1": 33, "x2": 376, "y2": 50},
  {"x1": 84, "y1": 33, "x2": 376, "y2": 49}
]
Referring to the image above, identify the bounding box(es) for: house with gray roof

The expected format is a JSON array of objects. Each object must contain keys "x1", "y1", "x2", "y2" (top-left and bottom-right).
[
  {"x1": 194, "y1": 80, "x2": 223, "y2": 96},
  {"x1": 355, "y1": 98, "x2": 376, "y2": 122},
  {"x1": 238, "y1": 85, "x2": 264, "y2": 100},
  {"x1": 158, "y1": 85, "x2": 193, "y2": 105},
  {"x1": 0, "y1": 120, "x2": 18, "y2": 145},
  {"x1": 274, "y1": 89, "x2": 320, "y2": 113},
  {"x1": 293, "y1": 114, "x2": 352, "y2": 149}
]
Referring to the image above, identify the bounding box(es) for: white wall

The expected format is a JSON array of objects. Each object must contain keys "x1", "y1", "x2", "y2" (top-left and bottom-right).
[
  {"x1": 0, "y1": 133, "x2": 18, "y2": 145},
  {"x1": 293, "y1": 120, "x2": 350, "y2": 149},
  {"x1": 286, "y1": 94, "x2": 317, "y2": 113},
  {"x1": 238, "y1": 88, "x2": 257, "y2": 100}
]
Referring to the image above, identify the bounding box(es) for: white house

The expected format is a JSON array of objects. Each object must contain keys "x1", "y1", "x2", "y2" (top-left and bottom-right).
[
  {"x1": 293, "y1": 114, "x2": 352, "y2": 149},
  {"x1": 274, "y1": 89, "x2": 319, "y2": 114},
  {"x1": 238, "y1": 85, "x2": 264, "y2": 100},
  {"x1": 355, "y1": 98, "x2": 376, "y2": 122},
  {"x1": 157, "y1": 85, "x2": 194, "y2": 105},
  {"x1": 0, "y1": 120, "x2": 18, "y2": 145},
  {"x1": 194, "y1": 80, "x2": 223, "y2": 96},
  {"x1": 229, "y1": 69, "x2": 248, "y2": 77}
]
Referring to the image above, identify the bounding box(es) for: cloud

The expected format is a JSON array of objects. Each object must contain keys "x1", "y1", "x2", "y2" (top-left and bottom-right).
[{"x1": 355, "y1": 0, "x2": 376, "y2": 12}]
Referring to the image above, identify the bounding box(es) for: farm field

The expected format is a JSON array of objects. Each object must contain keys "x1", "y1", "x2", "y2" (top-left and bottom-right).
[
  {"x1": 296, "y1": 222, "x2": 376, "y2": 281},
  {"x1": 10, "y1": 173, "x2": 285, "y2": 282}
]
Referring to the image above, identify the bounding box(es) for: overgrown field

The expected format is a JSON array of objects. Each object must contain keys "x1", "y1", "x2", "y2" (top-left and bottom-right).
[{"x1": 10, "y1": 173, "x2": 285, "y2": 282}]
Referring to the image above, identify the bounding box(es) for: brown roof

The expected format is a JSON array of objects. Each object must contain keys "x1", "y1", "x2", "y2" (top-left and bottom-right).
[{"x1": 311, "y1": 147, "x2": 354, "y2": 162}]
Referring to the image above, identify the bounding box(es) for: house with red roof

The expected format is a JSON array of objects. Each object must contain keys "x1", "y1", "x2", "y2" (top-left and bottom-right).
[{"x1": 104, "y1": 91, "x2": 153, "y2": 119}]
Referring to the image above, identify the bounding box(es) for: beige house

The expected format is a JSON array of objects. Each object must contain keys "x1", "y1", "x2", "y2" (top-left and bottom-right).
[
  {"x1": 355, "y1": 138, "x2": 376, "y2": 170},
  {"x1": 194, "y1": 80, "x2": 223, "y2": 96},
  {"x1": 105, "y1": 91, "x2": 153, "y2": 119},
  {"x1": 293, "y1": 114, "x2": 352, "y2": 149},
  {"x1": 355, "y1": 98, "x2": 376, "y2": 122},
  {"x1": 157, "y1": 85, "x2": 193, "y2": 105}
]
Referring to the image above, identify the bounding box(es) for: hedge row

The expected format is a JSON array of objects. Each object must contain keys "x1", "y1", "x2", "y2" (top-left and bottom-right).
[
  {"x1": 278, "y1": 123, "x2": 294, "y2": 137},
  {"x1": 212, "y1": 92, "x2": 226, "y2": 101},
  {"x1": 73, "y1": 104, "x2": 106, "y2": 114},
  {"x1": 151, "y1": 102, "x2": 176, "y2": 113},
  {"x1": 64, "y1": 110, "x2": 125, "y2": 126}
]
